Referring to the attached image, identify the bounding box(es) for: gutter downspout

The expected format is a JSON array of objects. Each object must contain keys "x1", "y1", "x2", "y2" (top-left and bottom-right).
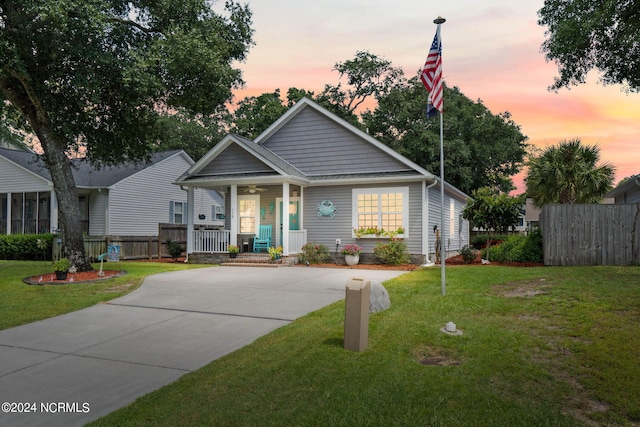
[{"x1": 422, "y1": 179, "x2": 438, "y2": 267}]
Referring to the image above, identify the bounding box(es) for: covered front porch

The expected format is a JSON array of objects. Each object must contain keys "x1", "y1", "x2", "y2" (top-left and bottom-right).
[{"x1": 185, "y1": 182, "x2": 308, "y2": 258}]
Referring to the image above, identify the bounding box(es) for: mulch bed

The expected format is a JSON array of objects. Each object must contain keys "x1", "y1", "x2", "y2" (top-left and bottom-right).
[
  {"x1": 23, "y1": 269, "x2": 125, "y2": 285},
  {"x1": 444, "y1": 252, "x2": 543, "y2": 267}
]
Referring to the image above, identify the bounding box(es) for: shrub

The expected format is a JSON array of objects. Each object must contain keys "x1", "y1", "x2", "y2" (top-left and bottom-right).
[
  {"x1": 471, "y1": 234, "x2": 509, "y2": 249},
  {"x1": 482, "y1": 229, "x2": 543, "y2": 263},
  {"x1": 166, "y1": 239, "x2": 185, "y2": 260},
  {"x1": 373, "y1": 239, "x2": 410, "y2": 265},
  {"x1": 298, "y1": 242, "x2": 330, "y2": 264},
  {"x1": 0, "y1": 234, "x2": 54, "y2": 260},
  {"x1": 460, "y1": 245, "x2": 476, "y2": 264},
  {"x1": 268, "y1": 246, "x2": 283, "y2": 260}
]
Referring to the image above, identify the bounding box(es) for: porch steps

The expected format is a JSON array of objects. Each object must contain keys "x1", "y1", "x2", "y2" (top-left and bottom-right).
[{"x1": 221, "y1": 252, "x2": 284, "y2": 268}]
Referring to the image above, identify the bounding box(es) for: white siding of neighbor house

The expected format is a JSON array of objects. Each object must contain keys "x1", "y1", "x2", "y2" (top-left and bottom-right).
[
  {"x1": 303, "y1": 182, "x2": 425, "y2": 256},
  {"x1": 88, "y1": 190, "x2": 108, "y2": 235},
  {"x1": 107, "y1": 153, "x2": 194, "y2": 235},
  {"x1": 0, "y1": 157, "x2": 52, "y2": 193}
]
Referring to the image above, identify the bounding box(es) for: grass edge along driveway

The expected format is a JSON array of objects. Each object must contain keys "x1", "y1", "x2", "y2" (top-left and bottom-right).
[
  {"x1": 0, "y1": 260, "x2": 210, "y2": 331},
  {"x1": 89, "y1": 265, "x2": 640, "y2": 426}
]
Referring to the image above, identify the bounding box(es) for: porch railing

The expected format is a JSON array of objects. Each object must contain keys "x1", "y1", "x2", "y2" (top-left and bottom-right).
[
  {"x1": 192, "y1": 229, "x2": 231, "y2": 253},
  {"x1": 287, "y1": 229, "x2": 307, "y2": 254}
]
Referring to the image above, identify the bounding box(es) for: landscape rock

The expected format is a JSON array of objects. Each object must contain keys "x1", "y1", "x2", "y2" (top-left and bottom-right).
[{"x1": 369, "y1": 281, "x2": 391, "y2": 313}]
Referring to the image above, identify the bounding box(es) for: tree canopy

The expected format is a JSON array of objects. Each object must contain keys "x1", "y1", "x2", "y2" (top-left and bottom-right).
[
  {"x1": 363, "y1": 78, "x2": 528, "y2": 195},
  {"x1": 0, "y1": 0, "x2": 254, "y2": 270},
  {"x1": 539, "y1": 0, "x2": 640, "y2": 92},
  {"x1": 525, "y1": 139, "x2": 615, "y2": 206},
  {"x1": 462, "y1": 187, "x2": 524, "y2": 260}
]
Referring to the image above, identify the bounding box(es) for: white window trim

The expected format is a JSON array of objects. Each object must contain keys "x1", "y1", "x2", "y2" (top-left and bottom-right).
[
  {"x1": 211, "y1": 204, "x2": 223, "y2": 220},
  {"x1": 352, "y1": 187, "x2": 409, "y2": 238},
  {"x1": 169, "y1": 200, "x2": 187, "y2": 224},
  {"x1": 238, "y1": 194, "x2": 260, "y2": 234}
]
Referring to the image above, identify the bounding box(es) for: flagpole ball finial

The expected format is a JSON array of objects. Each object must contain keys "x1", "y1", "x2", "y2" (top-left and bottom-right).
[{"x1": 434, "y1": 16, "x2": 446, "y2": 24}]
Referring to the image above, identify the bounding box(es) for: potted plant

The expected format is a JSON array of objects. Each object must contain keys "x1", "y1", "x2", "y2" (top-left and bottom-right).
[
  {"x1": 53, "y1": 257, "x2": 71, "y2": 280},
  {"x1": 341, "y1": 244, "x2": 362, "y2": 266},
  {"x1": 228, "y1": 244, "x2": 240, "y2": 258},
  {"x1": 267, "y1": 246, "x2": 283, "y2": 260}
]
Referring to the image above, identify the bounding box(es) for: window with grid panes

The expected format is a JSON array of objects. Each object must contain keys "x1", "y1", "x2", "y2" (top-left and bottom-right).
[{"x1": 352, "y1": 187, "x2": 408, "y2": 237}]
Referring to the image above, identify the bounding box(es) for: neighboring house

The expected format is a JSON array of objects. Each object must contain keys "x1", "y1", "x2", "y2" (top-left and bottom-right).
[
  {"x1": 524, "y1": 198, "x2": 542, "y2": 230},
  {"x1": 0, "y1": 148, "x2": 223, "y2": 236},
  {"x1": 175, "y1": 97, "x2": 469, "y2": 263},
  {"x1": 606, "y1": 175, "x2": 640, "y2": 204}
]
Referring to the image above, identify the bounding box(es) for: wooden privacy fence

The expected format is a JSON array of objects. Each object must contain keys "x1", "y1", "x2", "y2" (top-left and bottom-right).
[
  {"x1": 540, "y1": 204, "x2": 640, "y2": 266},
  {"x1": 53, "y1": 223, "x2": 191, "y2": 261}
]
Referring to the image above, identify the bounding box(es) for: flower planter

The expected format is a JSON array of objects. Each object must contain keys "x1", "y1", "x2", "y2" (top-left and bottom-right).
[
  {"x1": 55, "y1": 271, "x2": 68, "y2": 280},
  {"x1": 345, "y1": 254, "x2": 360, "y2": 266},
  {"x1": 229, "y1": 252, "x2": 237, "y2": 259}
]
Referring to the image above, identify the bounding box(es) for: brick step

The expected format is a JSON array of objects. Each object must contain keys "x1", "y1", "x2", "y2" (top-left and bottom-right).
[
  {"x1": 221, "y1": 252, "x2": 284, "y2": 267},
  {"x1": 220, "y1": 262, "x2": 281, "y2": 268}
]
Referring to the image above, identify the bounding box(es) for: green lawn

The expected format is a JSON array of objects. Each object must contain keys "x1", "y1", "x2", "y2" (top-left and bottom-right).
[
  {"x1": 0, "y1": 260, "x2": 209, "y2": 330},
  {"x1": 85, "y1": 265, "x2": 640, "y2": 426}
]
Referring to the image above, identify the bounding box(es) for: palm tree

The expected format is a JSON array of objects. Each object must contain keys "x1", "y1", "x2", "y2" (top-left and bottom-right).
[{"x1": 525, "y1": 139, "x2": 615, "y2": 206}]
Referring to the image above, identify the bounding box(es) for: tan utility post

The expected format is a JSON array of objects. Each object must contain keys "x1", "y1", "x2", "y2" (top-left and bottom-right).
[{"x1": 344, "y1": 277, "x2": 371, "y2": 352}]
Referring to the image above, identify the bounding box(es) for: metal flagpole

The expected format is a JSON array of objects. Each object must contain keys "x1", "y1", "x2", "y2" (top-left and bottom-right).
[{"x1": 434, "y1": 17, "x2": 446, "y2": 296}]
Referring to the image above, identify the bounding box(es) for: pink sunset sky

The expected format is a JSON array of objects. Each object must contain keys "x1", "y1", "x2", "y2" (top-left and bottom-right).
[{"x1": 225, "y1": 0, "x2": 639, "y2": 195}]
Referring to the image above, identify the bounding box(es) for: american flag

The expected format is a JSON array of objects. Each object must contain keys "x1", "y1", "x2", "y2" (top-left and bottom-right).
[{"x1": 420, "y1": 30, "x2": 443, "y2": 114}]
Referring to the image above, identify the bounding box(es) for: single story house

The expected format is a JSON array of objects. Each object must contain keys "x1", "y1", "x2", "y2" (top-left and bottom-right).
[
  {"x1": 606, "y1": 174, "x2": 640, "y2": 204},
  {"x1": 0, "y1": 148, "x2": 223, "y2": 236},
  {"x1": 175, "y1": 97, "x2": 470, "y2": 264}
]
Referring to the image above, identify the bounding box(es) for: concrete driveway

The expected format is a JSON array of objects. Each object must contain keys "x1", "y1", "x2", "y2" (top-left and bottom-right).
[{"x1": 0, "y1": 266, "x2": 407, "y2": 427}]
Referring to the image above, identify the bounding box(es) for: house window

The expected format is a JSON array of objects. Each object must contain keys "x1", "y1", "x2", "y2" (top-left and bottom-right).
[
  {"x1": 170, "y1": 201, "x2": 187, "y2": 224},
  {"x1": 238, "y1": 195, "x2": 259, "y2": 233},
  {"x1": 212, "y1": 204, "x2": 223, "y2": 220},
  {"x1": 352, "y1": 187, "x2": 408, "y2": 236}
]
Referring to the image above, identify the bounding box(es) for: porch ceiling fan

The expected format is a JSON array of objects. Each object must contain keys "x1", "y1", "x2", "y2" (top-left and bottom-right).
[{"x1": 243, "y1": 185, "x2": 267, "y2": 193}]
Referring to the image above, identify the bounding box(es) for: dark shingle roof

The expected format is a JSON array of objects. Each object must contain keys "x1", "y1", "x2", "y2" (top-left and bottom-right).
[{"x1": 0, "y1": 147, "x2": 185, "y2": 188}]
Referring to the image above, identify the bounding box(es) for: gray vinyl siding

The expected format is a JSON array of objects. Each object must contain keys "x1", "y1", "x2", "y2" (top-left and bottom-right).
[
  {"x1": 0, "y1": 157, "x2": 52, "y2": 193},
  {"x1": 108, "y1": 154, "x2": 193, "y2": 235},
  {"x1": 426, "y1": 186, "x2": 470, "y2": 258},
  {"x1": 199, "y1": 144, "x2": 274, "y2": 175},
  {"x1": 303, "y1": 182, "x2": 424, "y2": 256},
  {"x1": 262, "y1": 107, "x2": 412, "y2": 176}
]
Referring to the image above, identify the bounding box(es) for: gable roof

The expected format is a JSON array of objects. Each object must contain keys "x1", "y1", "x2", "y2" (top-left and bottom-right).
[
  {"x1": 255, "y1": 97, "x2": 432, "y2": 178},
  {"x1": 177, "y1": 98, "x2": 436, "y2": 187},
  {"x1": 0, "y1": 147, "x2": 191, "y2": 189}
]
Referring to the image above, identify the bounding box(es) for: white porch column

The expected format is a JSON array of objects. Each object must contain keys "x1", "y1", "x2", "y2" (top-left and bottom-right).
[
  {"x1": 50, "y1": 190, "x2": 58, "y2": 233},
  {"x1": 186, "y1": 187, "x2": 194, "y2": 254},
  {"x1": 230, "y1": 184, "x2": 238, "y2": 246},
  {"x1": 282, "y1": 182, "x2": 290, "y2": 256},
  {"x1": 422, "y1": 180, "x2": 427, "y2": 256},
  {"x1": 5, "y1": 192, "x2": 11, "y2": 235}
]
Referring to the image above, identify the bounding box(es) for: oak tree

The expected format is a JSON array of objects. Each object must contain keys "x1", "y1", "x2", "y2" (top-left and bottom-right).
[{"x1": 0, "y1": 0, "x2": 253, "y2": 270}]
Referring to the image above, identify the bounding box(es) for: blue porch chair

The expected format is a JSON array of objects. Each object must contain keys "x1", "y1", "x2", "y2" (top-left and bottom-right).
[{"x1": 253, "y1": 225, "x2": 272, "y2": 252}]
